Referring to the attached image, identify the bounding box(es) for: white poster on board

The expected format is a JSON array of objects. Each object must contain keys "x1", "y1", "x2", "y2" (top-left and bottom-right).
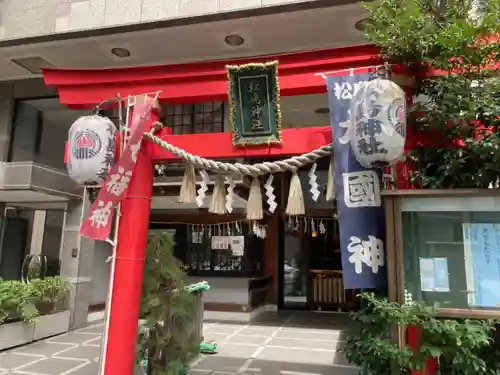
[
  {"x1": 211, "y1": 236, "x2": 229, "y2": 250},
  {"x1": 419, "y1": 257, "x2": 450, "y2": 292},
  {"x1": 230, "y1": 236, "x2": 245, "y2": 256},
  {"x1": 462, "y1": 223, "x2": 500, "y2": 308},
  {"x1": 419, "y1": 258, "x2": 435, "y2": 292}
]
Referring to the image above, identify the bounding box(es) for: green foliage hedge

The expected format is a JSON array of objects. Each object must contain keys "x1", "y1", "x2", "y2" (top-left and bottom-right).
[{"x1": 0, "y1": 277, "x2": 70, "y2": 325}]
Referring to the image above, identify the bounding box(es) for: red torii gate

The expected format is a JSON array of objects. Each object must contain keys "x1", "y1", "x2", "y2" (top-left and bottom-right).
[
  {"x1": 43, "y1": 44, "x2": 409, "y2": 375},
  {"x1": 93, "y1": 106, "x2": 334, "y2": 375}
]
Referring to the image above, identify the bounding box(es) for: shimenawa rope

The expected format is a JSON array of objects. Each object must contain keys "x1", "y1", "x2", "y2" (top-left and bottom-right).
[
  {"x1": 143, "y1": 132, "x2": 332, "y2": 176},
  {"x1": 143, "y1": 124, "x2": 335, "y2": 218}
]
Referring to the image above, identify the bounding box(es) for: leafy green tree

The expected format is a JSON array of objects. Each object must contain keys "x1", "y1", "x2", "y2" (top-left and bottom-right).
[
  {"x1": 136, "y1": 233, "x2": 199, "y2": 375},
  {"x1": 362, "y1": 0, "x2": 500, "y2": 188}
]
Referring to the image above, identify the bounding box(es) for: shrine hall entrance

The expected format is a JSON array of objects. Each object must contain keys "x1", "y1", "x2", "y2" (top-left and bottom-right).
[{"x1": 278, "y1": 215, "x2": 357, "y2": 312}]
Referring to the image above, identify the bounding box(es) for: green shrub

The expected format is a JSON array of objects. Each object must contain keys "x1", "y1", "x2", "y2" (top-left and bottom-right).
[
  {"x1": 362, "y1": 0, "x2": 500, "y2": 188},
  {"x1": 30, "y1": 277, "x2": 70, "y2": 314},
  {"x1": 343, "y1": 293, "x2": 499, "y2": 375},
  {"x1": 0, "y1": 280, "x2": 38, "y2": 324},
  {"x1": 136, "y1": 232, "x2": 199, "y2": 375},
  {"x1": 0, "y1": 277, "x2": 70, "y2": 325}
]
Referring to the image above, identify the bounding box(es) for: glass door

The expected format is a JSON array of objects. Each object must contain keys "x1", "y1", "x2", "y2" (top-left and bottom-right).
[{"x1": 281, "y1": 228, "x2": 309, "y2": 309}]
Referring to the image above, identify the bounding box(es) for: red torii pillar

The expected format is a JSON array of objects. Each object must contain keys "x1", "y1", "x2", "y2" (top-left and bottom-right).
[{"x1": 103, "y1": 100, "x2": 159, "y2": 375}]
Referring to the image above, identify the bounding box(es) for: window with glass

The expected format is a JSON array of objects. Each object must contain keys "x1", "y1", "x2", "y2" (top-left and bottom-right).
[
  {"x1": 185, "y1": 224, "x2": 262, "y2": 276},
  {"x1": 150, "y1": 223, "x2": 262, "y2": 277},
  {"x1": 0, "y1": 208, "x2": 64, "y2": 280},
  {"x1": 162, "y1": 102, "x2": 225, "y2": 134},
  {"x1": 402, "y1": 196, "x2": 500, "y2": 311},
  {"x1": 41, "y1": 210, "x2": 65, "y2": 276},
  {"x1": 283, "y1": 230, "x2": 308, "y2": 305}
]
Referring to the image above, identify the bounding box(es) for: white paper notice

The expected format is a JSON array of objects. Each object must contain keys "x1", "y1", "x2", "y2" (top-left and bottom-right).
[
  {"x1": 420, "y1": 258, "x2": 435, "y2": 292},
  {"x1": 211, "y1": 236, "x2": 229, "y2": 250},
  {"x1": 419, "y1": 257, "x2": 450, "y2": 292},
  {"x1": 230, "y1": 236, "x2": 245, "y2": 256}
]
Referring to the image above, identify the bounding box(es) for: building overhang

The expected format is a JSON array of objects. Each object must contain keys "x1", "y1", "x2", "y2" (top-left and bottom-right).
[{"x1": 0, "y1": 162, "x2": 82, "y2": 204}]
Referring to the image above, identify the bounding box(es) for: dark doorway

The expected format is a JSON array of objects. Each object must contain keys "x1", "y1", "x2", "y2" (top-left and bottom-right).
[
  {"x1": 0, "y1": 217, "x2": 29, "y2": 280},
  {"x1": 278, "y1": 217, "x2": 356, "y2": 311}
]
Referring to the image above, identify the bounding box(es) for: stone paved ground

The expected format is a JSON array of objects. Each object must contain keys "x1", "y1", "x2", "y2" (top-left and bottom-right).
[
  {"x1": 0, "y1": 312, "x2": 359, "y2": 375},
  {"x1": 0, "y1": 323, "x2": 102, "y2": 375},
  {"x1": 191, "y1": 312, "x2": 359, "y2": 375}
]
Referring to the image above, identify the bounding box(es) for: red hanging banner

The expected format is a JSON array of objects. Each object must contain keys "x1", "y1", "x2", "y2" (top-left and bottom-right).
[{"x1": 80, "y1": 102, "x2": 153, "y2": 240}]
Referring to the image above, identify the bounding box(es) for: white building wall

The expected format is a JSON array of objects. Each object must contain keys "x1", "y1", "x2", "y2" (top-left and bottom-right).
[{"x1": 0, "y1": 0, "x2": 323, "y2": 40}]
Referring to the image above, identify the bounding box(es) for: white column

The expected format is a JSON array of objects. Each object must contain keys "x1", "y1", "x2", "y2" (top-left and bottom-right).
[
  {"x1": 60, "y1": 193, "x2": 96, "y2": 330},
  {"x1": 29, "y1": 210, "x2": 46, "y2": 255}
]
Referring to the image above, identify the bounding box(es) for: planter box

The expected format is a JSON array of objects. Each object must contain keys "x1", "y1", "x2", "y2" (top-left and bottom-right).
[
  {"x1": 33, "y1": 310, "x2": 70, "y2": 340},
  {"x1": 0, "y1": 321, "x2": 35, "y2": 350},
  {"x1": 0, "y1": 310, "x2": 70, "y2": 350}
]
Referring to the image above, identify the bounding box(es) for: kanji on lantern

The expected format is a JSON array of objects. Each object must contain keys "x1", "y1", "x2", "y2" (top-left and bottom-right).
[
  {"x1": 80, "y1": 101, "x2": 154, "y2": 241},
  {"x1": 67, "y1": 115, "x2": 117, "y2": 184},
  {"x1": 349, "y1": 78, "x2": 406, "y2": 168}
]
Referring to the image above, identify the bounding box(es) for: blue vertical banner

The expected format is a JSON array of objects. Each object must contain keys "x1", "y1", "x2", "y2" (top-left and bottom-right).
[{"x1": 326, "y1": 73, "x2": 387, "y2": 290}]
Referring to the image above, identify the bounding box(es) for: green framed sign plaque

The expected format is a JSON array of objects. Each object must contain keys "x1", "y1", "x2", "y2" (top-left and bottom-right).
[{"x1": 227, "y1": 61, "x2": 282, "y2": 147}]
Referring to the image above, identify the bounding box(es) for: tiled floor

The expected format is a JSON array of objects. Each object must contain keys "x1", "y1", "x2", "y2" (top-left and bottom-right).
[
  {"x1": 0, "y1": 312, "x2": 359, "y2": 375},
  {"x1": 0, "y1": 323, "x2": 103, "y2": 375},
  {"x1": 193, "y1": 312, "x2": 359, "y2": 375}
]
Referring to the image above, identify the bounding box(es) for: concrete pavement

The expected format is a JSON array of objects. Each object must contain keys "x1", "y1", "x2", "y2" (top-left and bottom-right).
[
  {"x1": 0, "y1": 312, "x2": 359, "y2": 375},
  {"x1": 191, "y1": 312, "x2": 359, "y2": 375},
  {"x1": 0, "y1": 323, "x2": 102, "y2": 375}
]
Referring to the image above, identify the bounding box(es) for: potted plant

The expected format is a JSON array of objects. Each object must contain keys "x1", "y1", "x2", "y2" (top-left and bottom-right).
[
  {"x1": 29, "y1": 276, "x2": 71, "y2": 340},
  {"x1": 0, "y1": 280, "x2": 39, "y2": 324},
  {"x1": 0, "y1": 277, "x2": 71, "y2": 349},
  {"x1": 0, "y1": 280, "x2": 39, "y2": 350},
  {"x1": 30, "y1": 276, "x2": 70, "y2": 315},
  {"x1": 343, "y1": 293, "x2": 499, "y2": 375}
]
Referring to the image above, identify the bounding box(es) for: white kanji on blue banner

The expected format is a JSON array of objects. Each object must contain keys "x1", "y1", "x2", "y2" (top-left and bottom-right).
[
  {"x1": 342, "y1": 170, "x2": 381, "y2": 208},
  {"x1": 326, "y1": 73, "x2": 387, "y2": 290}
]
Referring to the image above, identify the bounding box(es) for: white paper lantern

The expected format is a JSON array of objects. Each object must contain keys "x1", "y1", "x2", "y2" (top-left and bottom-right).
[
  {"x1": 67, "y1": 115, "x2": 117, "y2": 184},
  {"x1": 349, "y1": 78, "x2": 406, "y2": 168}
]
